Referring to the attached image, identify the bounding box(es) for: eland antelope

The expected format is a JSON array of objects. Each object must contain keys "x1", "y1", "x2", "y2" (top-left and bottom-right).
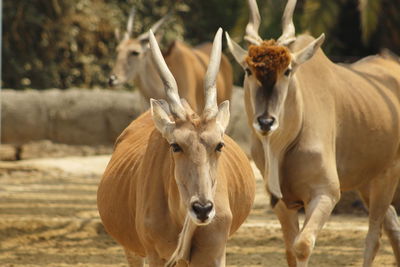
[
  {"x1": 97, "y1": 28, "x2": 255, "y2": 267},
  {"x1": 109, "y1": 8, "x2": 233, "y2": 113},
  {"x1": 226, "y1": 0, "x2": 400, "y2": 266}
]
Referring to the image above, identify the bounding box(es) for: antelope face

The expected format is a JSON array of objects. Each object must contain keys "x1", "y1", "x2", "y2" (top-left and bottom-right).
[
  {"x1": 109, "y1": 7, "x2": 170, "y2": 87},
  {"x1": 149, "y1": 28, "x2": 229, "y2": 226},
  {"x1": 109, "y1": 39, "x2": 145, "y2": 87},
  {"x1": 225, "y1": 0, "x2": 324, "y2": 137},
  {"x1": 153, "y1": 108, "x2": 228, "y2": 225},
  {"x1": 245, "y1": 41, "x2": 292, "y2": 135}
]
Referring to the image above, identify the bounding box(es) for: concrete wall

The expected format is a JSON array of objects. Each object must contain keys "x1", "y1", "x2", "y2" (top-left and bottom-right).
[
  {"x1": 1, "y1": 88, "x2": 250, "y2": 153},
  {"x1": 2, "y1": 89, "x2": 147, "y2": 145}
]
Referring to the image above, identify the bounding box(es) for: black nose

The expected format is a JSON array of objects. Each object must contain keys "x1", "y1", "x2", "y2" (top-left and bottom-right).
[
  {"x1": 192, "y1": 201, "x2": 213, "y2": 221},
  {"x1": 109, "y1": 75, "x2": 117, "y2": 87},
  {"x1": 257, "y1": 116, "x2": 275, "y2": 131}
]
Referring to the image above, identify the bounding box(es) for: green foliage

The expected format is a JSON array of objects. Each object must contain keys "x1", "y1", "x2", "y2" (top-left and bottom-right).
[
  {"x1": 4, "y1": 0, "x2": 119, "y2": 89},
  {"x1": 300, "y1": 0, "x2": 341, "y2": 54},
  {"x1": 3, "y1": 0, "x2": 247, "y2": 89},
  {"x1": 2, "y1": 0, "x2": 186, "y2": 89},
  {"x1": 182, "y1": 0, "x2": 242, "y2": 44},
  {"x1": 2, "y1": 0, "x2": 400, "y2": 89},
  {"x1": 301, "y1": 0, "x2": 340, "y2": 37},
  {"x1": 377, "y1": 0, "x2": 400, "y2": 53},
  {"x1": 359, "y1": 0, "x2": 381, "y2": 43}
]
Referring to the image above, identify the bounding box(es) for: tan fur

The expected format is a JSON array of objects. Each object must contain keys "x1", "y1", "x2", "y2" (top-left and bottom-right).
[
  {"x1": 244, "y1": 34, "x2": 400, "y2": 266},
  {"x1": 226, "y1": 2, "x2": 400, "y2": 265},
  {"x1": 97, "y1": 110, "x2": 255, "y2": 264},
  {"x1": 105, "y1": 27, "x2": 246, "y2": 266}
]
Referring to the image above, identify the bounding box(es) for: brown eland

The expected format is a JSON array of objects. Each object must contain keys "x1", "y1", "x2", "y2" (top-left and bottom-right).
[
  {"x1": 109, "y1": 8, "x2": 233, "y2": 113},
  {"x1": 97, "y1": 28, "x2": 255, "y2": 267},
  {"x1": 226, "y1": 0, "x2": 400, "y2": 266}
]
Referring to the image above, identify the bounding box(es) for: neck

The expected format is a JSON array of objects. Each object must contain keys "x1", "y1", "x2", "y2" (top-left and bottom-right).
[
  {"x1": 263, "y1": 76, "x2": 303, "y2": 198},
  {"x1": 135, "y1": 51, "x2": 166, "y2": 100},
  {"x1": 271, "y1": 77, "x2": 303, "y2": 149}
]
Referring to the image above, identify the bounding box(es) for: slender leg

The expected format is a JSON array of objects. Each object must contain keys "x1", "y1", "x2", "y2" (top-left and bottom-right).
[
  {"x1": 293, "y1": 193, "x2": 339, "y2": 266},
  {"x1": 358, "y1": 171, "x2": 400, "y2": 267},
  {"x1": 383, "y1": 205, "x2": 400, "y2": 264},
  {"x1": 124, "y1": 248, "x2": 145, "y2": 267},
  {"x1": 273, "y1": 200, "x2": 299, "y2": 267}
]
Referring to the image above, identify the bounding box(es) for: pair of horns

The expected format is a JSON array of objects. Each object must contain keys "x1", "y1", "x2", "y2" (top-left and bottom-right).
[
  {"x1": 124, "y1": 7, "x2": 172, "y2": 41},
  {"x1": 245, "y1": 0, "x2": 297, "y2": 46},
  {"x1": 149, "y1": 28, "x2": 223, "y2": 119}
]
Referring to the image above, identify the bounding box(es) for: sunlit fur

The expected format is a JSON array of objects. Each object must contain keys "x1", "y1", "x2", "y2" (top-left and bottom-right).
[
  {"x1": 97, "y1": 110, "x2": 255, "y2": 265},
  {"x1": 241, "y1": 34, "x2": 400, "y2": 267},
  {"x1": 227, "y1": 0, "x2": 400, "y2": 265}
]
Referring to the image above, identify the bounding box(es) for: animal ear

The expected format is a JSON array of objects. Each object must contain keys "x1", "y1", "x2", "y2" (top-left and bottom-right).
[
  {"x1": 150, "y1": 99, "x2": 175, "y2": 138},
  {"x1": 140, "y1": 39, "x2": 150, "y2": 51},
  {"x1": 216, "y1": 100, "x2": 230, "y2": 133},
  {"x1": 293, "y1": 33, "x2": 325, "y2": 66},
  {"x1": 139, "y1": 33, "x2": 162, "y2": 51},
  {"x1": 225, "y1": 32, "x2": 248, "y2": 68}
]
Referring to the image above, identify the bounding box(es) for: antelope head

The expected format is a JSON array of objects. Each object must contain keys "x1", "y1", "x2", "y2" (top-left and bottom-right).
[
  {"x1": 226, "y1": 0, "x2": 324, "y2": 136},
  {"x1": 149, "y1": 28, "x2": 230, "y2": 226},
  {"x1": 109, "y1": 8, "x2": 171, "y2": 87}
]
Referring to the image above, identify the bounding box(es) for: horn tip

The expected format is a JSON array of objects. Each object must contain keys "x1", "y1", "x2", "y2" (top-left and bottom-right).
[
  {"x1": 215, "y1": 28, "x2": 223, "y2": 40},
  {"x1": 317, "y1": 33, "x2": 326, "y2": 44},
  {"x1": 148, "y1": 29, "x2": 156, "y2": 43}
]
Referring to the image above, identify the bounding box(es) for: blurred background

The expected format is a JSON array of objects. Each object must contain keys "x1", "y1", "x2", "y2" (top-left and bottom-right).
[
  {"x1": 1, "y1": 2, "x2": 400, "y2": 266},
  {"x1": 3, "y1": 0, "x2": 400, "y2": 90}
]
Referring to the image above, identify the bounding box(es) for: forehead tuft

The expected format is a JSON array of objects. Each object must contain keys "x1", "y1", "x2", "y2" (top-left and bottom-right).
[
  {"x1": 176, "y1": 114, "x2": 218, "y2": 135},
  {"x1": 117, "y1": 39, "x2": 140, "y2": 50},
  {"x1": 246, "y1": 39, "x2": 291, "y2": 87}
]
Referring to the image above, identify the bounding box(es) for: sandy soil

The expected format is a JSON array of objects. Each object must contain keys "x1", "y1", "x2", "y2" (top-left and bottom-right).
[{"x1": 0, "y1": 156, "x2": 397, "y2": 267}]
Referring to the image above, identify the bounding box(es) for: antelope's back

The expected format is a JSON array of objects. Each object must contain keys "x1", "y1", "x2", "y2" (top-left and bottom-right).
[
  {"x1": 293, "y1": 36, "x2": 400, "y2": 186},
  {"x1": 220, "y1": 135, "x2": 256, "y2": 235},
  {"x1": 97, "y1": 111, "x2": 153, "y2": 255}
]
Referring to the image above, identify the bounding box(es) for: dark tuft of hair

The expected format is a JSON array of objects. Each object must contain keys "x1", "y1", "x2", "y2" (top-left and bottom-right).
[{"x1": 246, "y1": 40, "x2": 291, "y2": 87}]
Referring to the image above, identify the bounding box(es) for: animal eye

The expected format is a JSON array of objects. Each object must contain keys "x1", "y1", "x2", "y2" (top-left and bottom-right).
[
  {"x1": 130, "y1": 51, "x2": 139, "y2": 56},
  {"x1": 170, "y1": 143, "x2": 182, "y2": 153},
  {"x1": 215, "y1": 142, "x2": 225, "y2": 152},
  {"x1": 245, "y1": 68, "x2": 252, "y2": 76},
  {"x1": 284, "y1": 68, "x2": 292, "y2": 76}
]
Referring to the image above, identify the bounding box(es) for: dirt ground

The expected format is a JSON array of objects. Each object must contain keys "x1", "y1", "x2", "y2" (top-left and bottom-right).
[{"x1": 0, "y1": 155, "x2": 397, "y2": 267}]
